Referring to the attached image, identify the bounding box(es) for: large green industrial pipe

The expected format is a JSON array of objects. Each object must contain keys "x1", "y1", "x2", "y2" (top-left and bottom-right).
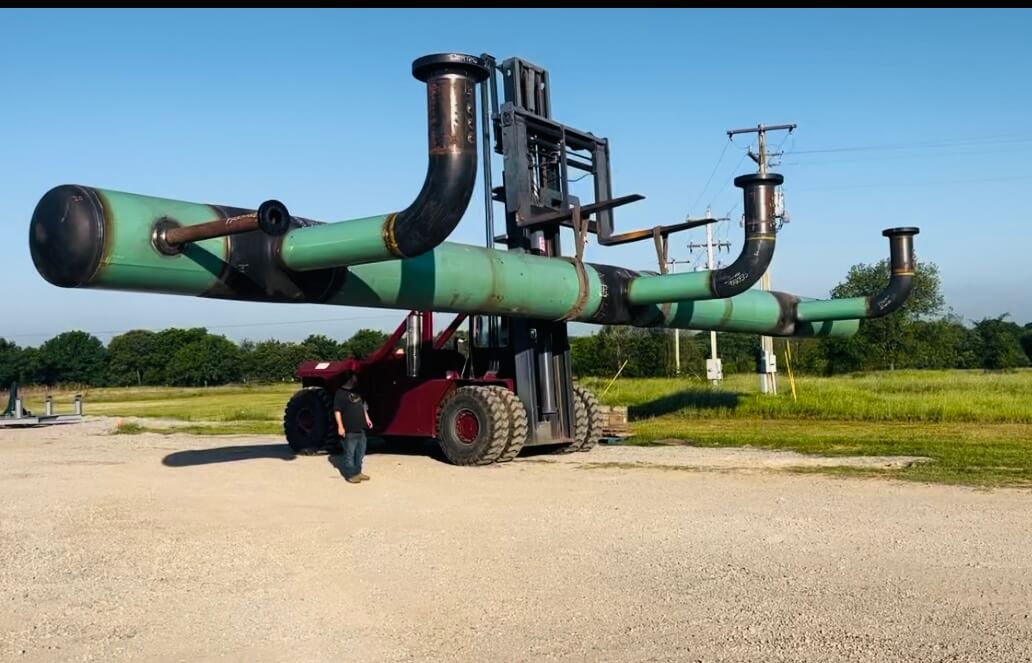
[
  {"x1": 27, "y1": 180, "x2": 872, "y2": 339},
  {"x1": 29, "y1": 53, "x2": 490, "y2": 294},
  {"x1": 26, "y1": 173, "x2": 787, "y2": 312}
]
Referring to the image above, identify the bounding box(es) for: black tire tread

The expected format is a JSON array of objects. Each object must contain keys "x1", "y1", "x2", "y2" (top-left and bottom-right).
[
  {"x1": 555, "y1": 392, "x2": 589, "y2": 455},
  {"x1": 283, "y1": 386, "x2": 337, "y2": 455},
  {"x1": 573, "y1": 384, "x2": 604, "y2": 452},
  {"x1": 487, "y1": 386, "x2": 529, "y2": 463},
  {"x1": 436, "y1": 386, "x2": 510, "y2": 466}
]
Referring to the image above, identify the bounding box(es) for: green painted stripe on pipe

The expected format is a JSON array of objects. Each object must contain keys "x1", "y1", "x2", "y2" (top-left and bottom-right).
[
  {"x1": 279, "y1": 215, "x2": 393, "y2": 271},
  {"x1": 660, "y1": 290, "x2": 785, "y2": 334},
  {"x1": 796, "y1": 297, "x2": 869, "y2": 322},
  {"x1": 626, "y1": 270, "x2": 712, "y2": 305},
  {"x1": 792, "y1": 319, "x2": 861, "y2": 338},
  {"x1": 92, "y1": 189, "x2": 228, "y2": 295}
]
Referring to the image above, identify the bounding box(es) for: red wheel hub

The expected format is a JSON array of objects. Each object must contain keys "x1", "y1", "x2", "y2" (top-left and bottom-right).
[{"x1": 455, "y1": 409, "x2": 480, "y2": 444}]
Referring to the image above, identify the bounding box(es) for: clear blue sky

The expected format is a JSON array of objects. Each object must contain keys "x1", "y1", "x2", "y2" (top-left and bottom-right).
[{"x1": 3, "y1": 9, "x2": 1030, "y2": 347}]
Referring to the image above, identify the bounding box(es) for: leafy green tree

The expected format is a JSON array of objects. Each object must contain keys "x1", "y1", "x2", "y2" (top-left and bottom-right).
[
  {"x1": 244, "y1": 340, "x2": 305, "y2": 382},
  {"x1": 346, "y1": 329, "x2": 390, "y2": 359},
  {"x1": 149, "y1": 328, "x2": 208, "y2": 384},
  {"x1": 107, "y1": 330, "x2": 159, "y2": 386},
  {"x1": 823, "y1": 258, "x2": 943, "y2": 372},
  {"x1": 972, "y1": 315, "x2": 1028, "y2": 371},
  {"x1": 1021, "y1": 325, "x2": 1032, "y2": 364},
  {"x1": 166, "y1": 334, "x2": 243, "y2": 386},
  {"x1": 0, "y1": 339, "x2": 26, "y2": 386},
  {"x1": 37, "y1": 331, "x2": 107, "y2": 386},
  {"x1": 902, "y1": 317, "x2": 979, "y2": 370},
  {"x1": 300, "y1": 334, "x2": 344, "y2": 361}
]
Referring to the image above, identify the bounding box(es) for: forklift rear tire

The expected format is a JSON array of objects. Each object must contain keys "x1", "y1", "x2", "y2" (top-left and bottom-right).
[
  {"x1": 283, "y1": 386, "x2": 337, "y2": 455},
  {"x1": 573, "y1": 384, "x2": 604, "y2": 452},
  {"x1": 557, "y1": 384, "x2": 603, "y2": 454},
  {"x1": 436, "y1": 386, "x2": 510, "y2": 466},
  {"x1": 554, "y1": 392, "x2": 588, "y2": 455},
  {"x1": 486, "y1": 386, "x2": 529, "y2": 463}
]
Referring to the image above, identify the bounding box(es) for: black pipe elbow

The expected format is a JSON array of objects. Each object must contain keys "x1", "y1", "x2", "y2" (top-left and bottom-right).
[
  {"x1": 710, "y1": 173, "x2": 782, "y2": 298},
  {"x1": 866, "y1": 226, "x2": 919, "y2": 317},
  {"x1": 386, "y1": 53, "x2": 490, "y2": 258}
]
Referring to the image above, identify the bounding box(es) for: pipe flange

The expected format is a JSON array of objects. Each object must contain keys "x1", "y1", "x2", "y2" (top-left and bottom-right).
[
  {"x1": 151, "y1": 217, "x2": 183, "y2": 256},
  {"x1": 257, "y1": 200, "x2": 291, "y2": 237},
  {"x1": 883, "y1": 227, "x2": 920, "y2": 237},
  {"x1": 733, "y1": 172, "x2": 785, "y2": 188},
  {"x1": 412, "y1": 53, "x2": 489, "y2": 83}
]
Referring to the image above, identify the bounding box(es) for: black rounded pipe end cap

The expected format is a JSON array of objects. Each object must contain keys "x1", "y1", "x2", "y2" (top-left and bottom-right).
[
  {"x1": 412, "y1": 53, "x2": 489, "y2": 83},
  {"x1": 883, "y1": 227, "x2": 919, "y2": 237},
  {"x1": 734, "y1": 172, "x2": 785, "y2": 188},
  {"x1": 29, "y1": 184, "x2": 106, "y2": 288},
  {"x1": 257, "y1": 200, "x2": 291, "y2": 236}
]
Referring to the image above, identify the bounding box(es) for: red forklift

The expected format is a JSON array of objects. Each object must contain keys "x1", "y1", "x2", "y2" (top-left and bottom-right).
[{"x1": 281, "y1": 54, "x2": 700, "y2": 465}]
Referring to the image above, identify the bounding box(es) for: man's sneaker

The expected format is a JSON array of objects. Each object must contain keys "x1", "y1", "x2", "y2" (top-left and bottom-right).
[
  {"x1": 345, "y1": 476, "x2": 362, "y2": 484},
  {"x1": 356, "y1": 473, "x2": 370, "y2": 482}
]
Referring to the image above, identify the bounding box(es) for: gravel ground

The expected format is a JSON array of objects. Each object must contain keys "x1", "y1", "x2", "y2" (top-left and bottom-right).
[{"x1": 1, "y1": 418, "x2": 1030, "y2": 662}]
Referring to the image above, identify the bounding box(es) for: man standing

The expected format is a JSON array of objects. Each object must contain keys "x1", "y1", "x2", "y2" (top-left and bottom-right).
[{"x1": 334, "y1": 372, "x2": 373, "y2": 484}]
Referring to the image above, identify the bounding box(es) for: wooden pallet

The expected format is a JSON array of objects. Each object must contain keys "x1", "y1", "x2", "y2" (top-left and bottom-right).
[{"x1": 598, "y1": 405, "x2": 631, "y2": 438}]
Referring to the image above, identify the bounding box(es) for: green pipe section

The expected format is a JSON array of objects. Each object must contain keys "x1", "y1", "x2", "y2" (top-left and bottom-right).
[
  {"x1": 331, "y1": 243, "x2": 603, "y2": 321},
  {"x1": 791, "y1": 318, "x2": 861, "y2": 338},
  {"x1": 28, "y1": 185, "x2": 860, "y2": 339},
  {"x1": 659, "y1": 290, "x2": 786, "y2": 334},
  {"x1": 336, "y1": 250, "x2": 859, "y2": 338},
  {"x1": 279, "y1": 215, "x2": 394, "y2": 270},
  {"x1": 795, "y1": 297, "x2": 869, "y2": 323},
  {"x1": 627, "y1": 271, "x2": 713, "y2": 305},
  {"x1": 93, "y1": 189, "x2": 230, "y2": 294},
  {"x1": 646, "y1": 290, "x2": 860, "y2": 338},
  {"x1": 29, "y1": 186, "x2": 230, "y2": 296}
]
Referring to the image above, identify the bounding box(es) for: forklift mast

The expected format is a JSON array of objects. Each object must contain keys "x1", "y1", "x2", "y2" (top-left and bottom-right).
[{"x1": 469, "y1": 55, "x2": 635, "y2": 446}]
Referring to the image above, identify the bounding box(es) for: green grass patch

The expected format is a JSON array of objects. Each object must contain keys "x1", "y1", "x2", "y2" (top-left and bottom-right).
[
  {"x1": 624, "y1": 418, "x2": 1032, "y2": 488},
  {"x1": 112, "y1": 421, "x2": 147, "y2": 435},
  {"x1": 583, "y1": 369, "x2": 1032, "y2": 424},
  {"x1": 112, "y1": 419, "x2": 281, "y2": 436},
  {"x1": 17, "y1": 384, "x2": 298, "y2": 423}
]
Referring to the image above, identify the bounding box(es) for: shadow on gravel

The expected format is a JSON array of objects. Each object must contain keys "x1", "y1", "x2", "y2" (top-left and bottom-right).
[{"x1": 162, "y1": 444, "x2": 296, "y2": 467}]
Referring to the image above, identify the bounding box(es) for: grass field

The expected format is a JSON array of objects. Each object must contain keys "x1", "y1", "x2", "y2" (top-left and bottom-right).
[
  {"x1": 11, "y1": 370, "x2": 1032, "y2": 488},
  {"x1": 582, "y1": 370, "x2": 1032, "y2": 487}
]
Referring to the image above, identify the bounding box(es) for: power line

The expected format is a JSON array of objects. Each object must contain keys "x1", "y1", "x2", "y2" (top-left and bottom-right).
[
  {"x1": 784, "y1": 132, "x2": 1032, "y2": 156},
  {"x1": 784, "y1": 144, "x2": 1029, "y2": 167},
  {"x1": 689, "y1": 140, "x2": 731, "y2": 214},
  {"x1": 794, "y1": 174, "x2": 1032, "y2": 192},
  {"x1": 706, "y1": 149, "x2": 750, "y2": 210}
]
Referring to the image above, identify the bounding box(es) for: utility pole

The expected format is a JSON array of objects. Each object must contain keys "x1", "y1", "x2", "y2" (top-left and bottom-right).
[
  {"x1": 666, "y1": 257, "x2": 693, "y2": 375},
  {"x1": 657, "y1": 212, "x2": 723, "y2": 377},
  {"x1": 726, "y1": 123, "x2": 796, "y2": 395},
  {"x1": 687, "y1": 207, "x2": 731, "y2": 385}
]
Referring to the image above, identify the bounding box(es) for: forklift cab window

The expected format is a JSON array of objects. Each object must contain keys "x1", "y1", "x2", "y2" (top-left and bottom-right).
[{"x1": 473, "y1": 316, "x2": 508, "y2": 348}]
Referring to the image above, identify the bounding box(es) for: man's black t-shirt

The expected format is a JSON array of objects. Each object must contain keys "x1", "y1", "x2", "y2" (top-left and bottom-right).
[{"x1": 333, "y1": 388, "x2": 367, "y2": 434}]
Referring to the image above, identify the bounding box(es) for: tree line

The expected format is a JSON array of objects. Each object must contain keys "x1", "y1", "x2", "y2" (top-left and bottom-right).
[
  {"x1": 3, "y1": 258, "x2": 1030, "y2": 388},
  {"x1": 0, "y1": 328, "x2": 390, "y2": 388}
]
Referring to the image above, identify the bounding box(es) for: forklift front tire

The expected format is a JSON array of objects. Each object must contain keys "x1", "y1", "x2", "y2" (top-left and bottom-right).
[{"x1": 436, "y1": 386, "x2": 510, "y2": 466}]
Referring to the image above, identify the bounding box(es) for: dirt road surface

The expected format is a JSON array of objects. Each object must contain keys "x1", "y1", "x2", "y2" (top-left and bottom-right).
[{"x1": 2, "y1": 418, "x2": 1030, "y2": 662}]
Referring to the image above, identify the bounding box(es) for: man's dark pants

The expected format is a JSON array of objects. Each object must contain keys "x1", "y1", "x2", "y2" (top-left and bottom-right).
[{"x1": 342, "y1": 431, "x2": 367, "y2": 479}]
